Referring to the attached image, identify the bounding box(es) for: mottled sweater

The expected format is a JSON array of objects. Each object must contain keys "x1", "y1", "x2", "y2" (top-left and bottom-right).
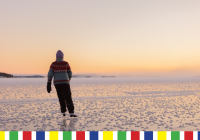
[{"x1": 47, "y1": 58, "x2": 72, "y2": 85}]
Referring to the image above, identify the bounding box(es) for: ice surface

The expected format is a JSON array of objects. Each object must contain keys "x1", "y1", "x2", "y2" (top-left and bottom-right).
[{"x1": 0, "y1": 77, "x2": 200, "y2": 131}]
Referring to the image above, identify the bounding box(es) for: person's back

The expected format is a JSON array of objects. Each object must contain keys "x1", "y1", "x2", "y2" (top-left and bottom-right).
[
  {"x1": 47, "y1": 50, "x2": 77, "y2": 117},
  {"x1": 48, "y1": 60, "x2": 71, "y2": 85}
]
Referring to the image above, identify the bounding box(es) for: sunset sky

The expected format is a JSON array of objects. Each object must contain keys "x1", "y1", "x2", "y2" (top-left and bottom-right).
[{"x1": 1, "y1": 0, "x2": 200, "y2": 77}]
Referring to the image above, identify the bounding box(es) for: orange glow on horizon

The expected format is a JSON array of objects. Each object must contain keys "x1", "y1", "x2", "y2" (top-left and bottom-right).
[{"x1": 1, "y1": 0, "x2": 200, "y2": 77}]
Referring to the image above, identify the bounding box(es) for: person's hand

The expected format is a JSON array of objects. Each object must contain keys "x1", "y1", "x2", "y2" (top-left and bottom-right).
[{"x1": 47, "y1": 82, "x2": 51, "y2": 93}]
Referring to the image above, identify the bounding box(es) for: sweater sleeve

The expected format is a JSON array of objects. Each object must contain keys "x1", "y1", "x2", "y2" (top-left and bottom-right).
[
  {"x1": 47, "y1": 63, "x2": 54, "y2": 83},
  {"x1": 67, "y1": 63, "x2": 72, "y2": 80}
]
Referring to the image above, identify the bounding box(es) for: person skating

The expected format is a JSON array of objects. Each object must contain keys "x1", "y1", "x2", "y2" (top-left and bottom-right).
[{"x1": 47, "y1": 50, "x2": 77, "y2": 117}]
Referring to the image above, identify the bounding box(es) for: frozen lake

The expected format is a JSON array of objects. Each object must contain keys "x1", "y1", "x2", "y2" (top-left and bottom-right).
[{"x1": 0, "y1": 77, "x2": 200, "y2": 131}]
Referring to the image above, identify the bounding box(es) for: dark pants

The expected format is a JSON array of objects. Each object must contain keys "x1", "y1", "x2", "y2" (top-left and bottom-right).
[{"x1": 54, "y1": 84, "x2": 74, "y2": 113}]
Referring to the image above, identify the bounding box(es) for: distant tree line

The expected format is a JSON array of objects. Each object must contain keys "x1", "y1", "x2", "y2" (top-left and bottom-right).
[{"x1": 0, "y1": 72, "x2": 13, "y2": 78}]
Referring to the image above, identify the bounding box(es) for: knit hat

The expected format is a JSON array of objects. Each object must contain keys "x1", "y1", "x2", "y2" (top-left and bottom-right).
[{"x1": 56, "y1": 50, "x2": 64, "y2": 58}]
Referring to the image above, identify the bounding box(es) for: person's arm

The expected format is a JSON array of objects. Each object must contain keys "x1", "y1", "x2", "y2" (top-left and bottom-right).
[
  {"x1": 47, "y1": 63, "x2": 54, "y2": 93},
  {"x1": 47, "y1": 63, "x2": 54, "y2": 83},
  {"x1": 67, "y1": 63, "x2": 72, "y2": 80}
]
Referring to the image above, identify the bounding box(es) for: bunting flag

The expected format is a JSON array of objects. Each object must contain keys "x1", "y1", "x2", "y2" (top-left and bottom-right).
[{"x1": 0, "y1": 131, "x2": 199, "y2": 140}]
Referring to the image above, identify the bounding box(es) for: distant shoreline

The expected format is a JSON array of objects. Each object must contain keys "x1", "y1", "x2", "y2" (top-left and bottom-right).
[
  {"x1": 13, "y1": 75, "x2": 45, "y2": 78},
  {"x1": 0, "y1": 72, "x2": 116, "y2": 78}
]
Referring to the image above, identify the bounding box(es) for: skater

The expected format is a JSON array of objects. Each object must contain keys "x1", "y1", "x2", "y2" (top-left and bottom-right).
[{"x1": 47, "y1": 50, "x2": 77, "y2": 117}]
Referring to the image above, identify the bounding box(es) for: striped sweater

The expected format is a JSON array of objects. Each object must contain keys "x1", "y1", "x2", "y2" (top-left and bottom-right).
[{"x1": 47, "y1": 58, "x2": 72, "y2": 85}]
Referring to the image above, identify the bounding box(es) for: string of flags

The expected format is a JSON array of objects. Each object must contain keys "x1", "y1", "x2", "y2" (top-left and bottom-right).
[{"x1": 0, "y1": 131, "x2": 198, "y2": 140}]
